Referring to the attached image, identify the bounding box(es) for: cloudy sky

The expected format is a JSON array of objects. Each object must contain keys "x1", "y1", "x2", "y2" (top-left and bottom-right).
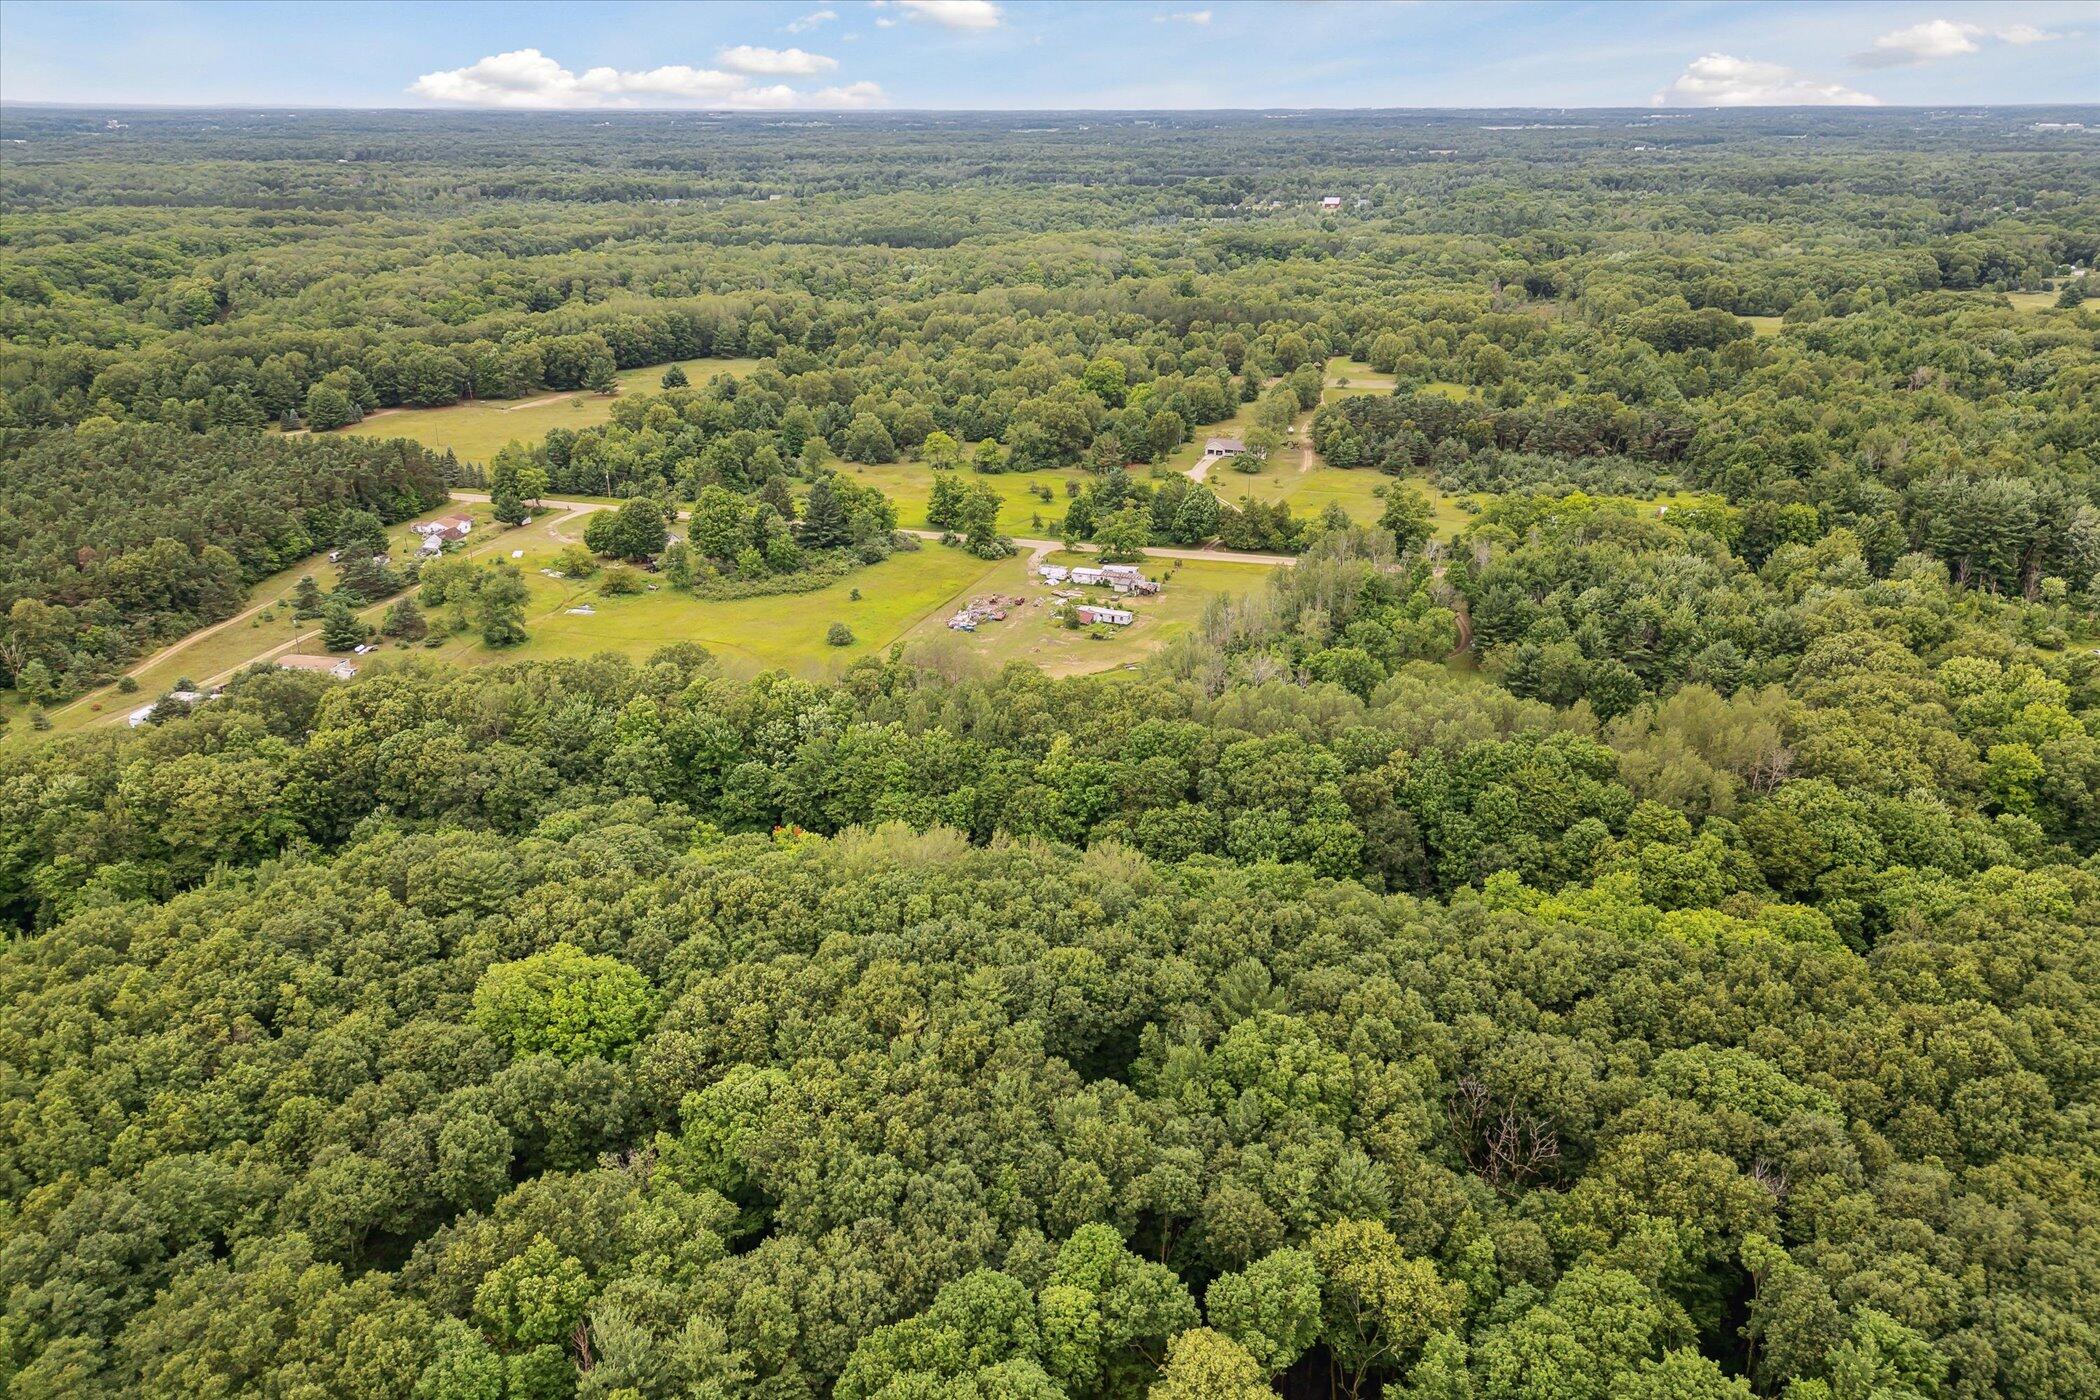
[{"x1": 3, "y1": 1, "x2": 2094, "y2": 110}]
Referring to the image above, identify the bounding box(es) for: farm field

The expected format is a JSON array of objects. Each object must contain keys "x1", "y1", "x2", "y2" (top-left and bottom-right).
[
  {"x1": 336, "y1": 357, "x2": 763, "y2": 462},
  {"x1": 899, "y1": 550, "x2": 1275, "y2": 677}
]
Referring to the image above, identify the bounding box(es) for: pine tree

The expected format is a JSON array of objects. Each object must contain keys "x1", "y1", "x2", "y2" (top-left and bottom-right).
[
  {"x1": 660, "y1": 363, "x2": 690, "y2": 389},
  {"x1": 381, "y1": 596, "x2": 427, "y2": 641},
  {"x1": 799, "y1": 479, "x2": 850, "y2": 549},
  {"x1": 290, "y1": 575, "x2": 327, "y2": 619},
  {"x1": 338, "y1": 554, "x2": 400, "y2": 604},
  {"x1": 320, "y1": 600, "x2": 365, "y2": 652}
]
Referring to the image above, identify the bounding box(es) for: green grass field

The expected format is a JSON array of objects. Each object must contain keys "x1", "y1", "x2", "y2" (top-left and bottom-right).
[
  {"x1": 335, "y1": 357, "x2": 763, "y2": 463},
  {"x1": 2004, "y1": 291, "x2": 2063, "y2": 313},
  {"x1": 1743, "y1": 316, "x2": 1786, "y2": 337},
  {"x1": 897, "y1": 550, "x2": 1276, "y2": 678},
  {"x1": 419, "y1": 537, "x2": 1005, "y2": 679},
  {"x1": 1323, "y1": 357, "x2": 1397, "y2": 394},
  {"x1": 1215, "y1": 464, "x2": 1475, "y2": 535},
  {"x1": 838, "y1": 461, "x2": 1088, "y2": 534}
]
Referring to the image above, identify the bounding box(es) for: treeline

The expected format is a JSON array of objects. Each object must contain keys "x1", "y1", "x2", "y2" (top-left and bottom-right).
[
  {"x1": 11, "y1": 509, "x2": 2100, "y2": 933},
  {"x1": 0, "y1": 424, "x2": 451, "y2": 698}
]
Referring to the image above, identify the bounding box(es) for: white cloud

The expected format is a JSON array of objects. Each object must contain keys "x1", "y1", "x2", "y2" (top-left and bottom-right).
[
  {"x1": 1854, "y1": 19, "x2": 1980, "y2": 66},
  {"x1": 717, "y1": 45, "x2": 839, "y2": 75},
  {"x1": 1651, "y1": 53, "x2": 1879, "y2": 107},
  {"x1": 878, "y1": 0, "x2": 1004, "y2": 31},
  {"x1": 1158, "y1": 9, "x2": 1213, "y2": 23},
  {"x1": 811, "y1": 80, "x2": 886, "y2": 107},
  {"x1": 1853, "y1": 18, "x2": 2066, "y2": 67},
  {"x1": 408, "y1": 48, "x2": 880, "y2": 109},
  {"x1": 786, "y1": 8, "x2": 838, "y2": 32}
]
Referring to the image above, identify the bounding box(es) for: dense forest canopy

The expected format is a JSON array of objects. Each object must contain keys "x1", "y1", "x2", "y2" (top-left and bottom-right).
[{"x1": 1, "y1": 105, "x2": 2099, "y2": 1400}]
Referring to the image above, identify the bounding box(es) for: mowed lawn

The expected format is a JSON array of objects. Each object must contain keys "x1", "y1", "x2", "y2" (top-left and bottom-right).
[
  {"x1": 336, "y1": 357, "x2": 763, "y2": 463},
  {"x1": 1163, "y1": 396, "x2": 1269, "y2": 475},
  {"x1": 898, "y1": 551, "x2": 1277, "y2": 678},
  {"x1": 1324, "y1": 357, "x2": 1397, "y2": 394},
  {"x1": 423, "y1": 534, "x2": 1006, "y2": 679}
]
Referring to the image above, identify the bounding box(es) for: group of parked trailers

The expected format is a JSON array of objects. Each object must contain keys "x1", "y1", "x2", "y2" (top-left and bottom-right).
[{"x1": 1039, "y1": 562, "x2": 1160, "y2": 595}]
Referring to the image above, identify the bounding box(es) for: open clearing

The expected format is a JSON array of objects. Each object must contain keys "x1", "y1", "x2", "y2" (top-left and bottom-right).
[
  {"x1": 23, "y1": 333, "x2": 1714, "y2": 735},
  {"x1": 334, "y1": 357, "x2": 764, "y2": 462},
  {"x1": 420, "y1": 538, "x2": 1002, "y2": 679},
  {"x1": 897, "y1": 550, "x2": 1274, "y2": 677},
  {"x1": 1215, "y1": 465, "x2": 1478, "y2": 534},
  {"x1": 2004, "y1": 290, "x2": 2065, "y2": 313},
  {"x1": 418, "y1": 530, "x2": 1279, "y2": 681},
  {"x1": 838, "y1": 461, "x2": 1090, "y2": 533}
]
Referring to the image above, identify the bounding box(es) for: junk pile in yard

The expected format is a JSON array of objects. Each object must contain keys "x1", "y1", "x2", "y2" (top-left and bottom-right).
[{"x1": 947, "y1": 593, "x2": 1028, "y2": 631}]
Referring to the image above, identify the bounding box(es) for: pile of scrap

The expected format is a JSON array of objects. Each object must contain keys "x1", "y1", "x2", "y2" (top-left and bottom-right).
[{"x1": 948, "y1": 593, "x2": 1027, "y2": 630}]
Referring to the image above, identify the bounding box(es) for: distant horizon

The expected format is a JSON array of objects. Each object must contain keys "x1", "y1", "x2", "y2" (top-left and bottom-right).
[{"x1": 7, "y1": 100, "x2": 2096, "y2": 115}]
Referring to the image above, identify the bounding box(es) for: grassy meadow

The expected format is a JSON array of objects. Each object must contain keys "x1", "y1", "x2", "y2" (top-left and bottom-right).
[
  {"x1": 422, "y1": 537, "x2": 1003, "y2": 679},
  {"x1": 838, "y1": 461, "x2": 1087, "y2": 534},
  {"x1": 336, "y1": 357, "x2": 763, "y2": 462}
]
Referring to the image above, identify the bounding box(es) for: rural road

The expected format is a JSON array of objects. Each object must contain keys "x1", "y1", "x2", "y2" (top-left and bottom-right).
[
  {"x1": 896, "y1": 528, "x2": 1297, "y2": 569},
  {"x1": 448, "y1": 493, "x2": 1302, "y2": 568}
]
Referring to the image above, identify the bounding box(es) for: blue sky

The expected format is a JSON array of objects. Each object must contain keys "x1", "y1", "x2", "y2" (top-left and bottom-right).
[{"x1": 3, "y1": 1, "x2": 2095, "y2": 110}]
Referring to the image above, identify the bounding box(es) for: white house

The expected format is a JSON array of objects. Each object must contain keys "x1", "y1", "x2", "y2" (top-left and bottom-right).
[
  {"x1": 1037, "y1": 564, "x2": 1071, "y2": 585},
  {"x1": 1070, "y1": 566, "x2": 1105, "y2": 586},
  {"x1": 1321, "y1": 195, "x2": 1343, "y2": 209},
  {"x1": 1075, "y1": 605, "x2": 1133, "y2": 627}
]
